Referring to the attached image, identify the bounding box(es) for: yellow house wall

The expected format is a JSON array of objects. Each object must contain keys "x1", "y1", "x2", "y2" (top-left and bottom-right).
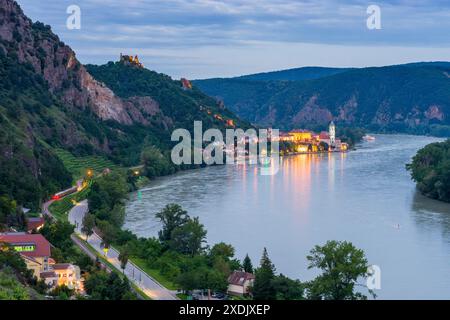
[
  {"x1": 290, "y1": 132, "x2": 312, "y2": 141},
  {"x1": 54, "y1": 267, "x2": 80, "y2": 289},
  {"x1": 23, "y1": 258, "x2": 44, "y2": 279}
]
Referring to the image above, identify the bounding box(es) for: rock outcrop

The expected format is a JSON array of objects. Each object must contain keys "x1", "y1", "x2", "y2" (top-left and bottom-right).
[{"x1": 0, "y1": 0, "x2": 157, "y2": 125}]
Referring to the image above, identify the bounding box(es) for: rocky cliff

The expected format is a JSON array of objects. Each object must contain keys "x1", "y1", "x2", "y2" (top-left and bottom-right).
[
  {"x1": 0, "y1": 0, "x2": 159, "y2": 125},
  {"x1": 0, "y1": 0, "x2": 246, "y2": 209}
]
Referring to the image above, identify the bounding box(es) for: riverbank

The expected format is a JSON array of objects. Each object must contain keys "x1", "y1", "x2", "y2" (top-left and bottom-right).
[
  {"x1": 124, "y1": 134, "x2": 450, "y2": 299},
  {"x1": 407, "y1": 138, "x2": 450, "y2": 203}
]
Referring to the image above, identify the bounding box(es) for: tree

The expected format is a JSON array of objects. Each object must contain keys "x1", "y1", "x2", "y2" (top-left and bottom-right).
[
  {"x1": 306, "y1": 240, "x2": 373, "y2": 300},
  {"x1": 169, "y1": 217, "x2": 207, "y2": 256},
  {"x1": 407, "y1": 139, "x2": 450, "y2": 202},
  {"x1": 252, "y1": 248, "x2": 276, "y2": 300},
  {"x1": 50, "y1": 284, "x2": 74, "y2": 300},
  {"x1": 81, "y1": 214, "x2": 95, "y2": 241},
  {"x1": 177, "y1": 268, "x2": 202, "y2": 293},
  {"x1": 156, "y1": 204, "x2": 190, "y2": 243},
  {"x1": 40, "y1": 220, "x2": 74, "y2": 252},
  {"x1": 87, "y1": 172, "x2": 128, "y2": 227},
  {"x1": 0, "y1": 195, "x2": 15, "y2": 225},
  {"x1": 109, "y1": 204, "x2": 125, "y2": 227},
  {"x1": 141, "y1": 146, "x2": 173, "y2": 178},
  {"x1": 0, "y1": 246, "x2": 29, "y2": 276},
  {"x1": 96, "y1": 220, "x2": 117, "y2": 250},
  {"x1": 84, "y1": 270, "x2": 135, "y2": 300},
  {"x1": 242, "y1": 254, "x2": 253, "y2": 274},
  {"x1": 210, "y1": 243, "x2": 235, "y2": 261},
  {"x1": 0, "y1": 195, "x2": 24, "y2": 230},
  {"x1": 118, "y1": 250, "x2": 129, "y2": 274},
  {"x1": 272, "y1": 274, "x2": 304, "y2": 300},
  {"x1": 209, "y1": 242, "x2": 237, "y2": 273},
  {"x1": 205, "y1": 269, "x2": 228, "y2": 293}
]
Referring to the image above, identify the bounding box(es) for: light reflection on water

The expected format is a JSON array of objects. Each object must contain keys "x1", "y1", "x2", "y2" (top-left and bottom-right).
[{"x1": 124, "y1": 134, "x2": 450, "y2": 299}]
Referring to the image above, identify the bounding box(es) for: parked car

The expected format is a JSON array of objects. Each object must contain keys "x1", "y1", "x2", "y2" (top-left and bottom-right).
[{"x1": 212, "y1": 292, "x2": 227, "y2": 300}]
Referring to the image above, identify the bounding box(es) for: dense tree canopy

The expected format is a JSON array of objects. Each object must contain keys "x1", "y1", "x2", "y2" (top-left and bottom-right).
[
  {"x1": 156, "y1": 204, "x2": 190, "y2": 244},
  {"x1": 168, "y1": 217, "x2": 207, "y2": 256},
  {"x1": 306, "y1": 240, "x2": 372, "y2": 300},
  {"x1": 84, "y1": 271, "x2": 135, "y2": 300},
  {"x1": 407, "y1": 139, "x2": 450, "y2": 202}
]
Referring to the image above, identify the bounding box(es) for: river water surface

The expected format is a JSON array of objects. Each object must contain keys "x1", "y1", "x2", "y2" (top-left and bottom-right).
[{"x1": 124, "y1": 134, "x2": 450, "y2": 299}]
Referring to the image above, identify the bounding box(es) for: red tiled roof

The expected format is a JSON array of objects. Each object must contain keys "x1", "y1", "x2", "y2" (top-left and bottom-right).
[
  {"x1": 52, "y1": 263, "x2": 73, "y2": 270},
  {"x1": 319, "y1": 131, "x2": 330, "y2": 139},
  {"x1": 0, "y1": 233, "x2": 51, "y2": 258},
  {"x1": 228, "y1": 271, "x2": 255, "y2": 286},
  {"x1": 26, "y1": 217, "x2": 45, "y2": 232}
]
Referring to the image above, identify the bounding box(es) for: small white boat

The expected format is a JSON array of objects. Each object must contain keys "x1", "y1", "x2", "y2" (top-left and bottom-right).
[{"x1": 363, "y1": 135, "x2": 376, "y2": 141}]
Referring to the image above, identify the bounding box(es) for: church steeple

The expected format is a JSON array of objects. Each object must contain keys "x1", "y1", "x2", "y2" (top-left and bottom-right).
[{"x1": 329, "y1": 121, "x2": 336, "y2": 146}]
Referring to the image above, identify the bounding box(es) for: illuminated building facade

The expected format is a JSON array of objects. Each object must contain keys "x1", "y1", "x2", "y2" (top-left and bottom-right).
[{"x1": 275, "y1": 121, "x2": 348, "y2": 153}]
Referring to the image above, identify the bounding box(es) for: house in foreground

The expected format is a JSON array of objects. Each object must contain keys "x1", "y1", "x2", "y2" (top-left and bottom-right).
[
  {"x1": 52, "y1": 263, "x2": 83, "y2": 291},
  {"x1": 0, "y1": 232, "x2": 83, "y2": 292},
  {"x1": 0, "y1": 232, "x2": 52, "y2": 278},
  {"x1": 227, "y1": 271, "x2": 255, "y2": 296}
]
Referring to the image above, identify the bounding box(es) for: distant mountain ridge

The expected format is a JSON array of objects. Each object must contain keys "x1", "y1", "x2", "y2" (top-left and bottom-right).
[
  {"x1": 194, "y1": 62, "x2": 450, "y2": 132},
  {"x1": 233, "y1": 67, "x2": 352, "y2": 81}
]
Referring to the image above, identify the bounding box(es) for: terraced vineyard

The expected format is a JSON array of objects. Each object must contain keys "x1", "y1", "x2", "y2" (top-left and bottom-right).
[{"x1": 54, "y1": 149, "x2": 123, "y2": 180}]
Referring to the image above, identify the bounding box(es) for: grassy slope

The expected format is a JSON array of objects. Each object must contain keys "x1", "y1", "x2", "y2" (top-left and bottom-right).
[
  {"x1": 130, "y1": 257, "x2": 177, "y2": 290},
  {"x1": 0, "y1": 268, "x2": 42, "y2": 300}
]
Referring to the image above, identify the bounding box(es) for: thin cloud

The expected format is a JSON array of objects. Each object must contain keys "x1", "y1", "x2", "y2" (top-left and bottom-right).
[{"x1": 15, "y1": 0, "x2": 450, "y2": 78}]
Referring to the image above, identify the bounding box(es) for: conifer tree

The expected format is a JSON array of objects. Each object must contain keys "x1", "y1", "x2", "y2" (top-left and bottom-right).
[
  {"x1": 252, "y1": 248, "x2": 276, "y2": 300},
  {"x1": 242, "y1": 254, "x2": 253, "y2": 274}
]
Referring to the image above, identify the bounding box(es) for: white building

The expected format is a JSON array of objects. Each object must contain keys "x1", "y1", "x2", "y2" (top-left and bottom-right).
[
  {"x1": 227, "y1": 271, "x2": 255, "y2": 296},
  {"x1": 329, "y1": 121, "x2": 336, "y2": 146}
]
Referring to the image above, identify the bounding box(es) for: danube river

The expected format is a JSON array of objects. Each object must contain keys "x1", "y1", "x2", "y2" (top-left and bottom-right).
[{"x1": 124, "y1": 135, "x2": 450, "y2": 299}]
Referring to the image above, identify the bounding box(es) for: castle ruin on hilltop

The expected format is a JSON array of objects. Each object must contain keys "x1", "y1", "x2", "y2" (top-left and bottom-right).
[{"x1": 119, "y1": 53, "x2": 144, "y2": 68}]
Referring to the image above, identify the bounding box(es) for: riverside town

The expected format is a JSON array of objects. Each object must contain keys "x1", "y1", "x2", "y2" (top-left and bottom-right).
[{"x1": 0, "y1": 0, "x2": 449, "y2": 317}]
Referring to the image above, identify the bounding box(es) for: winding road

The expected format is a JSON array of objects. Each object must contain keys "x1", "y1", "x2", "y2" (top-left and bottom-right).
[{"x1": 68, "y1": 200, "x2": 178, "y2": 300}]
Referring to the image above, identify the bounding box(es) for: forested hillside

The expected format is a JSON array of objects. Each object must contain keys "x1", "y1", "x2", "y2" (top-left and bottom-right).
[
  {"x1": 0, "y1": 0, "x2": 246, "y2": 214},
  {"x1": 195, "y1": 63, "x2": 450, "y2": 134}
]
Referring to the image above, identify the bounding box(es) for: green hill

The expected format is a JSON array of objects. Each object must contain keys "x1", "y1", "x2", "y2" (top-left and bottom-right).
[
  {"x1": 0, "y1": 0, "x2": 246, "y2": 214},
  {"x1": 86, "y1": 61, "x2": 248, "y2": 132},
  {"x1": 195, "y1": 63, "x2": 450, "y2": 133}
]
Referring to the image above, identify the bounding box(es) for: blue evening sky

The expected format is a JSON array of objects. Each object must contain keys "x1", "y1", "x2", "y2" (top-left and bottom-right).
[{"x1": 16, "y1": 0, "x2": 450, "y2": 79}]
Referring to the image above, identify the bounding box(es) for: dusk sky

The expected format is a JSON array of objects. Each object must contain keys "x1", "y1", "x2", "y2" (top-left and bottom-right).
[{"x1": 17, "y1": 0, "x2": 450, "y2": 79}]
